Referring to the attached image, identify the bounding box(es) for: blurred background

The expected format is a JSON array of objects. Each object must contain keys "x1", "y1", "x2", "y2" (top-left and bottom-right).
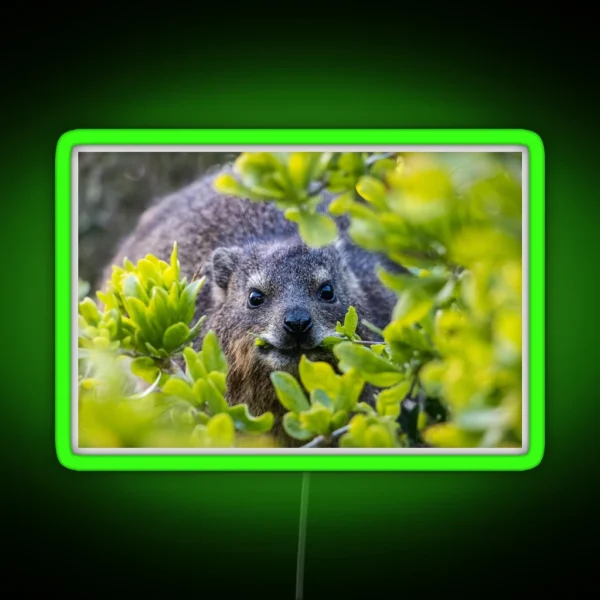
[{"x1": 78, "y1": 151, "x2": 239, "y2": 290}]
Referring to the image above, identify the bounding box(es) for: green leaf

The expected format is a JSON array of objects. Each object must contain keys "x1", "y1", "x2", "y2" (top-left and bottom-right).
[
  {"x1": 195, "y1": 378, "x2": 229, "y2": 414},
  {"x1": 195, "y1": 412, "x2": 211, "y2": 426},
  {"x1": 328, "y1": 191, "x2": 355, "y2": 216},
  {"x1": 364, "y1": 424, "x2": 396, "y2": 448},
  {"x1": 392, "y1": 289, "x2": 435, "y2": 326},
  {"x1": 123, "y1": 274, "x2": 150, "y2": 305},
  {"x1": 170, "y1": 242, "x2": 180, "y2": 279},
  {"x1": 356, "y1": 175, "x2": 388, "y2": 210},
  {"x1": 79, "y1": 297, "x2": 100, "y2": 326},
  {"x1": 422, "y1": 423, "x2": 481, "y2": 448},
  {"x1": 354, "y1": 401, "x2": 375, "y2": 414},
  {"x1": 255, "y1": 336, "x2": 271, "y2": 347},
  {"x1": 384, "y1": 322, "x2": 435, "y2": 353},
  {"x1": 334, "y1": 342, "x2": 404, "y2": 387},
  {"x1": 376, "y1": 398, "x2": 401, "y2": 418},
  {"x1": 162, "y1": 378, "x2": 197, "y2": 404},
  {"x1": 123, "y1": 296, "x2": 158, "y2": 346},
  {"x1": 137, "y1": 258, "x2": 162, "y2": 284},
  {"x1": 283, "y1": 413, "x2": 314, "y2": 441},
  {"x1": 296, "y1": 211, "x2": 338, "y2": 247},
  {"x1": 339, "y1": 152, "x2": 365, "y2": 174},
  {"x1": 147, "y1": 287, "x2": 171, "y2": 332},
  {"x1": 183, "y1": 346, "x2": 207, "y2": 381},
  {"x1": 377, "y1": 269, "x2": 415, "y2": 294},
  {"x1": 228, "y1": 404, "x2": 274, "y2": 433},
  {"x1": 208, "y1": 371, "x2": 227, "y2": 396},
  {"x1": 299, "y1": 355, "x2": 340, "y2": 398},
  {"x1": 419, "y1": 360, "x2": 446, "y2": 398},
  {"x1": 287, "y1": 152, "x2": 314, "y2": 190},
  {"x1": 213, "y1": 173, "x2": 247, "y2": 196},
  {"x1": 310, "y1": 389, "x2": 334, "y2": 411},
  {"x1": 370, "y1": 157, "x2": 397, "y2": 178},
  {"x1": 284, "y1": 208, "x2": 301, "y2": 223},
  {"x1": 202, "y1": 330, "x2": 228, "y2": 374},
  {"x1": 339, "y1": 414, "x2": 367, "y2": 447},
  {"x1": 178, "y1": 278, "x2": 205, "y2": 324},
  {"x1": 334, "y1": 369, "x2": 365, "y2": 412},
  {"x1": 342, "y1": 306, "x2": 358, "y2": 338},
  {"x1": 235, "y1": 152, "x2": 286, "y2": 191},
  {"x1": 375, "y1": 379, "x2": 411, "y2": 405},
  {"x1": 348, "y1": 216, "x2": 388, "y2": 252},
  {"x1": 456, "y1": 407, "x2": 509, "y2": 431},
  {"x1": 162, "y1": 323, "x2": 191, "y2": 353},
  {"x1": 207, "y1": 413, "x2": 235, "y2": 446},
  {"x1": 313, "y1": 152, "x2": 333, "y2": 179},
  {"x1": 331, "y1": 410, "x2": 350, "y2": 430},
  {"x1": 187, "y1": 315, "x2": 206, "y2": 343},
  {"x1": 130, "y1": 356, "x2": 160, "y2": 385},
  {"x1": 270, "y1": 372, "x2": 310, "y2": 412},
  {"x1": 299, "y1": 404, "x2": 332, "y2": 436},
  {"x1": 320, "y1": 335, "x2": 344, "y2": 348},
  {"x1": 78, "y1": 278, "x2": 91, "y2": 301}
]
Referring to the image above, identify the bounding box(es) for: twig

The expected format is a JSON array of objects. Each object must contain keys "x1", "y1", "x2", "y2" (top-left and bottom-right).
[
  {"x1": 321, "y1": 338, "x2": 385, "y2": 349},
  {"x1": 349, "y1": 339, "x2": 385, "y2": 346},
  {"x1": 190, "y1": 265, "x2": 202, "y2": 282},
  {"x1": 301, "y1": 425, "x2": 350, "y2": 448}
]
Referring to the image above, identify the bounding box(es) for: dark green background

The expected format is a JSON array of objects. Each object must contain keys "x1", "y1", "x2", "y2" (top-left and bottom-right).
[{"x1": 3, "y1": 22, "x2": 594, "y2": 596}]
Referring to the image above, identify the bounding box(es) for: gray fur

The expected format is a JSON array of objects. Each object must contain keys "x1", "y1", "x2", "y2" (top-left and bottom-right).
[{"x1": 101, "y1": 166, "x2": 407, "y2": 443}]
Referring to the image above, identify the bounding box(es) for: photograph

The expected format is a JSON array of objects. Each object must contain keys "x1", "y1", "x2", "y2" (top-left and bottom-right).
[{"x1": 73, "y1": 144, "x2": 527, "y2": 454}]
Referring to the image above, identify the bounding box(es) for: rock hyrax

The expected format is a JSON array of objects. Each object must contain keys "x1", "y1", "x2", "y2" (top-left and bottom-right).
[{"x1": 101, "y1": 166, "x2": 406, "y2": 437}]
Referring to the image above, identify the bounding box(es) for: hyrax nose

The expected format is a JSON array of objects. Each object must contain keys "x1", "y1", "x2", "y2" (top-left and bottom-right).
[{"x1": 284, "y1": 308, "x2": 313, "y2": 338}]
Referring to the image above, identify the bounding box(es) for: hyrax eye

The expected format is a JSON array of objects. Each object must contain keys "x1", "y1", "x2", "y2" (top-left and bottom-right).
[
  {"x1": 248, "y1": 289, "x2": 266, "y2": 308},
  {"x1": 317, "y1": 283, "x2": 336, "y2": 302}
]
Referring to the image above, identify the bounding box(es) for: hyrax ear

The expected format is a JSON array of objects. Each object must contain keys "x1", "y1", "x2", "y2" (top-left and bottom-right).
[{"x1": 211, "y1": 246, "x2": 242, "y2": 290}]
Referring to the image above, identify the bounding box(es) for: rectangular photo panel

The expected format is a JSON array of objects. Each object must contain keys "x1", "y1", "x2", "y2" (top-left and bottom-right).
[{"x1": 55, "y1": 129, "x2": 544, "y2": 471}]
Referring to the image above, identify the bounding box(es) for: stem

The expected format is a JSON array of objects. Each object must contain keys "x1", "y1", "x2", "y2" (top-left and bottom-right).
[
  {"x1": 322, "y1": 338, "x2": 385, "y2": 349},
  {"x1": 301, "y1": 425, "x2": 350, "y2": 448}
]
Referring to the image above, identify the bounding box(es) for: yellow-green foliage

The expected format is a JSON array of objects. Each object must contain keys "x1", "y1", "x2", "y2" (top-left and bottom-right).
[
  {"x1": 78, "y1": 150, "x2": 522, "y2": 449},
  {"x1": 78, "y1": 245, "x2": 274, "y2": 449},
  {"x1": 217, "y1": 151, "x2": 522, "y2": 449}
]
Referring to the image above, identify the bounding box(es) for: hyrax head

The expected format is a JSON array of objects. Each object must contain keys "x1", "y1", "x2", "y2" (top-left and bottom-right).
[{"x1": 209, "y1": 237, "x2": 360, "y2": 371}]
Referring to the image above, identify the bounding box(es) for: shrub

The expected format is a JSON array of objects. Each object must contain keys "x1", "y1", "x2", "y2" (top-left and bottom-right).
[{"x1": 78, "y1": 150, "x2": 522, "y2": 449}]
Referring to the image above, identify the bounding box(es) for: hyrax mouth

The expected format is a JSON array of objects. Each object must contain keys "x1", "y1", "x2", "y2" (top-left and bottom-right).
[{"x1": 252, "y1": 335, "x2": 331, "y2": 364}]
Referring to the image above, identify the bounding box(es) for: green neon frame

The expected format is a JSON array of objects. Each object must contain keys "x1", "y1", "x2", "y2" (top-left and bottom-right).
[{"x1": 56, "y1": 129, "x2": 544, "y2": 471}]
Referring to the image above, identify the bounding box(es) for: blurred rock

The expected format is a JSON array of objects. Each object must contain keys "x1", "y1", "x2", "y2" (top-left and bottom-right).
[{"x1": 78, "y1": 151, "x2": 238, "y2": 290}]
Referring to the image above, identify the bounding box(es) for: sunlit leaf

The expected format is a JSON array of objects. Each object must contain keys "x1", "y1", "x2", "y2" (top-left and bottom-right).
[
  {"x1": 296, "y1": 211, "x2": 338, "y2": 248},
  {"x1": 270, "y1": 372, "x2": 310, "y2": 412}
]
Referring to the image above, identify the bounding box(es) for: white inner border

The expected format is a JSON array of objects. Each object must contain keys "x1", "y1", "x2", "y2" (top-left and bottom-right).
[{"x1": 72, "y1": 144, "x2": 529, "y2": 456}]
